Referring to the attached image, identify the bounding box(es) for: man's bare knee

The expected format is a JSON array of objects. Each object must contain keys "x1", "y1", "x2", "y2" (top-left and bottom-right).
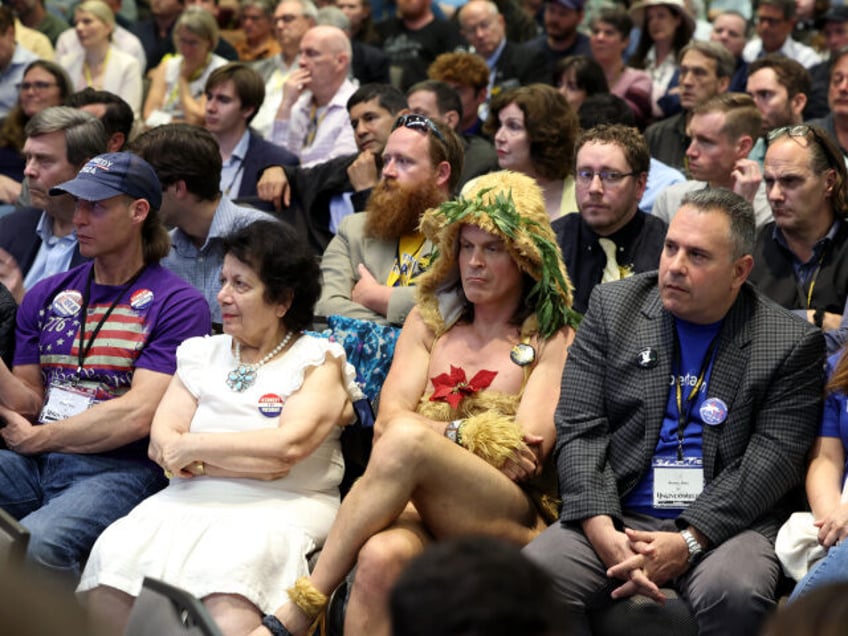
[
  {"x1": 355, "y1": 531, "x2": 422, "y2": 594},
  {"x1": 368, "y1": 419, "x2": 435, "y2": 478}
]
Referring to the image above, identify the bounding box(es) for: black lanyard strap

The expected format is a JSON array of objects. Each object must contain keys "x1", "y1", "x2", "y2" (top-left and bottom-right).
[{"x1": 76, "y1": 265, "x2": 146, "y2": 377}]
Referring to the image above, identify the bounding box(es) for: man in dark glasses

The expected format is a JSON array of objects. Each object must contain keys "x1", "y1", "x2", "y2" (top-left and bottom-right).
[
  {"x1": 316, "y1": 113, "x2": 463, "y2": 325},
  {"x1": 750, "y1": 123, "x2": 848, "y2": 354}
]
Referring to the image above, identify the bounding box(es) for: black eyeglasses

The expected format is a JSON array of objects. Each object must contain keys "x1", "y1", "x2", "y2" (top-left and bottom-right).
[
  {"x1": 20, "y1": 80, "x2": 57, "y2": 92},
  {"x1": 391, "y1": 113, "x2": 447, "y2": 145},
  {"x1": 767, "y1": 125, "x2": 842, "y2": 171},
  {"x1": 575, "y1": 169, "x2": 637, "y2": 187}
]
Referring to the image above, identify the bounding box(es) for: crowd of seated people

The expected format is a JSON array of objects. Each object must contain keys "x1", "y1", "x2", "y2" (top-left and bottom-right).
[{"x1": 3, "y1": 0, "x2": 848, "y2": 633}]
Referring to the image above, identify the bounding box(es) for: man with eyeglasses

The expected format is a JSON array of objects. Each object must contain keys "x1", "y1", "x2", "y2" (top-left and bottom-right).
[
  {"x1": 457, "y1": 0, "x2": 547, "y2": 104},
  {"x1": 0, "y1": 107, "x2": 106, "y2": 304},
  {"x1": 233, "y1": 0, "x2": 281, "y2": 61},
  {"x1": 526, "y1": 186, "x2": 824, "y2": 636},
  {"x1": 251, "y1": 0, "x2": 317, "y2": 137},
  {"x1": 742, "y1": 0, "x2": 820, "y2": 70},
  {"x1": 749, "y1": 124, "x2": 848, "y2": 354},
  {"x1": 553, "y1": 124, "x2": 667, "y2": 316},
  {"x1": 653, "y1": 93, "x2": 773, "y2": 230},
  {"x1": 316, "y1": 114, "x2": 464, "y2": 325}
]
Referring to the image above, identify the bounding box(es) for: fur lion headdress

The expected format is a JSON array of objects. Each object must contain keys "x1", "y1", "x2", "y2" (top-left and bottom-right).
[{"x1": 416, "y1": 171, "x2": 578, "y2": 339}]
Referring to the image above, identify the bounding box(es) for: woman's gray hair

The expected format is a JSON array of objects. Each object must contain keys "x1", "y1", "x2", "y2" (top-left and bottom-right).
[{"x1": 174, "y1": 6, "x2": 220, "y2": 51}]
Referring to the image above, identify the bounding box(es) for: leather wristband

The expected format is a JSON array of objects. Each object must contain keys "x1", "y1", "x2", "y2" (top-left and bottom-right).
[{"x1": 261, "y1": 614, "x2": 290, "y2": 636}]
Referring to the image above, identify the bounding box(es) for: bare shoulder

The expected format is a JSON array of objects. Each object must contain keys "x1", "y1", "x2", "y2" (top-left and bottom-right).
[{"x1": 536, "y1": 326, "x2": 573, "y2": 367}]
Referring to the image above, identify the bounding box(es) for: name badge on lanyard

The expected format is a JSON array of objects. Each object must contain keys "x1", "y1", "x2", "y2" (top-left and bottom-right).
[
  {"x1": 39, "y1": 380, "x2": 98, "y2": 423},
  {"x1": 652, "y1": 457, "x2": 704, "y2": 508}
]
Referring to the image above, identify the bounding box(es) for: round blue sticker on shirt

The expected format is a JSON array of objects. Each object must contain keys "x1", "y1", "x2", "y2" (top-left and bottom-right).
[
  {"x1": 700, "y1": 397, "x2": 728, "y2": 426},
  {"x1": 258, "y1": 393, "x2": 285, "y2": 417},
  {"x1": 52, "y1": 290, "x2": 82, "y2": 317}
]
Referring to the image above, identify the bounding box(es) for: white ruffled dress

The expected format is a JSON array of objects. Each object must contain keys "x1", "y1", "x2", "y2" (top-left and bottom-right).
[{"x1": 77, "y1": 334, "x2": 359, "y2": 613}]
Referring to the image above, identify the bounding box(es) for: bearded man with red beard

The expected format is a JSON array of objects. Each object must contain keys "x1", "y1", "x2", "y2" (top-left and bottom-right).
[{"x1": 316, "y1": 114, "x2": 463, "y2": 325}]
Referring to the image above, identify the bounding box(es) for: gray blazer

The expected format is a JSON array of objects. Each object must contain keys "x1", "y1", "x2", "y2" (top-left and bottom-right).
[
  {"x1": 316, "y1": 213, "x2": 431, "y2": 325},
  {"x1": 556, "y1": 272, "x2": 825, "y2": 546}
]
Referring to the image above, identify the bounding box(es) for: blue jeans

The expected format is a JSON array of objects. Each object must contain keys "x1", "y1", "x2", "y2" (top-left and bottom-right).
[
  {"x1": 0, "y1": 450, "x2": 166, "y2": 579},
  {"x1": 789, "y1": 538, "x2": 848, "y2": 603}
]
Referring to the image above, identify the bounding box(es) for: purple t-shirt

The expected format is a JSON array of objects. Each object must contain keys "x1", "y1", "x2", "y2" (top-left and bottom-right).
[{"x1": 15, "y1": 262, "x2": 211, "y2": 456}]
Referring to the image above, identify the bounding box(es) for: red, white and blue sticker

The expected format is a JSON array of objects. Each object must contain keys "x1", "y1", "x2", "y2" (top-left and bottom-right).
[
  {"x1": 130, "y1": 288, "x2": 154, "y2": 310},
  {"x1": 258, "y1": 393, "x2": 285, "y2": 417},
  {"x1": 52, "y1": 290, "x2": 82, "y2": 317}
]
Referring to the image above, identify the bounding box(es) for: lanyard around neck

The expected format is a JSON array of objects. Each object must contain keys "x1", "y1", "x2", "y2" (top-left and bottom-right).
[
  {"x1": 75, "y1": 265, "x2": 145, "y2": 378},
  {"x1": 672, "y1": 328, "x2": 720, "y2": 461}
]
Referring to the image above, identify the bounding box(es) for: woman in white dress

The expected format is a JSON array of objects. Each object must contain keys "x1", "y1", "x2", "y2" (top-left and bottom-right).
[
  {"x1": 58, "y1": 0, "x2": 143, "y2": 116},
  {"x1": 143, "y1": 6, "x2": 227, "y2": 127},
  {"x1": 77, "y1": 220, "x2": 361, "y2": 635}
]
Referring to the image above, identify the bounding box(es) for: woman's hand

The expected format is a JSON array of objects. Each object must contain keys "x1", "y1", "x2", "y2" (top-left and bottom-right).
[
  {"x1": 159, "y1": 436, "x2": 200, "y2": 478},
  {"x1": 815, "y1": 502, "x2": 848, "y2": 548}
]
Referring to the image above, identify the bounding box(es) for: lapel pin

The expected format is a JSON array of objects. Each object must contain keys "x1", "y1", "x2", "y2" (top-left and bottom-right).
[{"x1": 637, "y1": 347, "x2": 658, "y2": 368}]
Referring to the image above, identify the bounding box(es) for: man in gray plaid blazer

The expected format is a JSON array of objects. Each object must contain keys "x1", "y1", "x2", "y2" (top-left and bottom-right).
[{"x1": 525, "y1": 188, "x2": 825, "y2": 635}]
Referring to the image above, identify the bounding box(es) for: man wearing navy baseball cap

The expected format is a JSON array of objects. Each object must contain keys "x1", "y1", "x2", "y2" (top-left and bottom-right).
[
  {"x1": 525, "y1": 0, "x2": 590, "y2": 79},
  {"x1": 0, "y1": 152, "x2": 211, "y2": 580}
]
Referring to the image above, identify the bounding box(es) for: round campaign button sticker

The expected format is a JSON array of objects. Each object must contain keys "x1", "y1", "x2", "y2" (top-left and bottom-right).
[
  {"x1": 52, "y1": 290, "x2": 83, "y2": 317},
  {"x1": 258, "y1": 393, "x2": 285, "y2": 418},
  {"x1": 700, "y1": 398, "x2": 728, "y2": 426},
  {"x1": 130, "y1": 289, "x2": 154, "y2": 310}
]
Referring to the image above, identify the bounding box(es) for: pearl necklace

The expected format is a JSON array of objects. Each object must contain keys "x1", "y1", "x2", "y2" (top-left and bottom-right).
[{"x1": 226, "y1": 331, "x2": 294, "y2": 392}]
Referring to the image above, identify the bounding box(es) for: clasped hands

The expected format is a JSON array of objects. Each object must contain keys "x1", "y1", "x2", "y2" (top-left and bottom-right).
[
  {"x1": 156, "y1": 436, "x2": 205, "y2": 479},
  {"x1": 602, "y1": 528, "x2": 692, "y2": 604}
]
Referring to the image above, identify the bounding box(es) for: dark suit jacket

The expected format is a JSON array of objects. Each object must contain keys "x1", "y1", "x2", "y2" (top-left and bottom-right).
[
  {"x1": 645, "y1": 111, "x2": 689, "y2": 172},
  {"x1": 491, "y1": 40, "x2": 550, "y2": 95},
  {"x1": 237, "y1": 130, "x2": 299, "y2": 199},
  {"x1": 279, "y1": 153, "x2": 372, "y2": 256},
  {"x1": 352, "y1": 40, "x2": 391, "y2": 86},
  {"x1": 553, "y1": 210, "x2": 667, "y2": 315},
  {"x1": 0, "y1": 207, "x2": 86, "y2": 277},
  {"x1": 556, "y1": 273, "x2": 824, "y2": 545},
  {"x1": 749, "y1": 221, "x2": 848, "y2": 320}
]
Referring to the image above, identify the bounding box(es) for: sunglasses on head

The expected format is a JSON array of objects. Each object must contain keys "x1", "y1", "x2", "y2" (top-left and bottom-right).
[
  {"x1": 767, "y1": 125, "x2": 842, "y2": 171},
  {"x1": 391, "y1": 113, "x2": 447, "y2": 145}
]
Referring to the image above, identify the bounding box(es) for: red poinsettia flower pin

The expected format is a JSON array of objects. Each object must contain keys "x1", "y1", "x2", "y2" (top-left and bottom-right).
[{"x1": 429, "y1": 365, "x2": 498, "y2": 409}]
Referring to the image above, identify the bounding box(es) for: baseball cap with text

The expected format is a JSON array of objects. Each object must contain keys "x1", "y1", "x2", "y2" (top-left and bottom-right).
[{"x1": 50, "y1": 152, "x2": 162, "y2": 210}]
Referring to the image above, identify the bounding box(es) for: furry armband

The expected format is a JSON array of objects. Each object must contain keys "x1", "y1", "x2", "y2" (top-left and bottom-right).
[{"x1": 460, "y1": 412, "x2": 524, "y2": 468}]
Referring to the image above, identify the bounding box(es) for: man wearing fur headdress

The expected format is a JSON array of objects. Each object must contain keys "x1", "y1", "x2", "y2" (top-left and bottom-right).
[{"x1": 253, "y1": 170, "x2": 578, "y2": 636}]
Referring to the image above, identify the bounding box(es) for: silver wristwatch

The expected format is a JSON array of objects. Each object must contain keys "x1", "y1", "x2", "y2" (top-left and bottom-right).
[{"x1": 680, "y1": 529, "x2": 704, "y2": 564}]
